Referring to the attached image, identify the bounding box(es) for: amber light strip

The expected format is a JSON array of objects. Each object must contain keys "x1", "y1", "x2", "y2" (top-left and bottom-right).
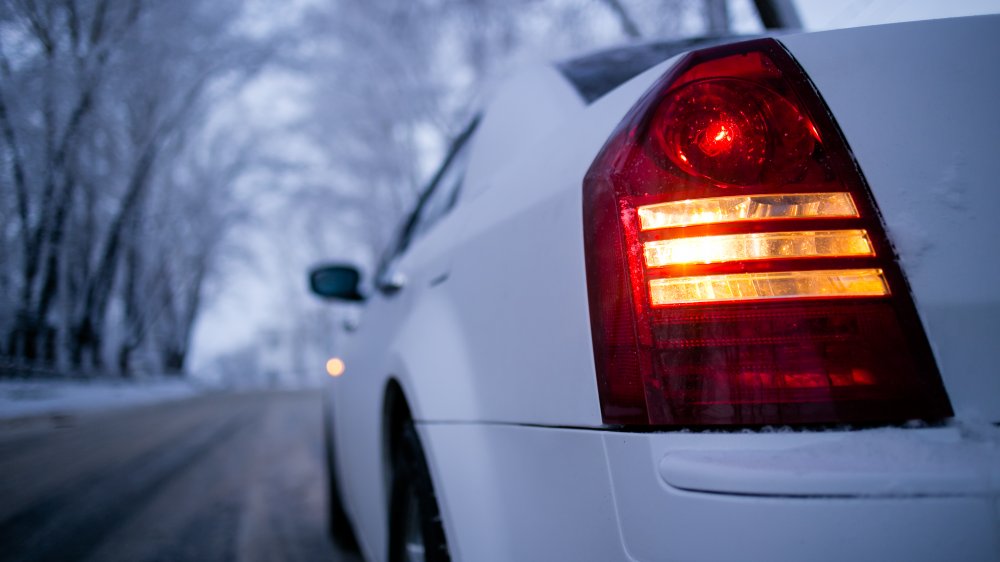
[
  {"x1": 637, "y1": 192, "x2": 859, "y2": 231},
  {"x1": 643, "y1": 229, "x2": 875, "y2": 267},
  {"x1": 649, "y1": 268, "x2": 889, "y2": 306}
]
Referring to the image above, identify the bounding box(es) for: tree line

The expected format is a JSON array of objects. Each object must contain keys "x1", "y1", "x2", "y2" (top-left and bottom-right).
[
  {"x1": 1, "y1": 0, "x2": 730, "y2": 379},
  {"x1": 0, "y1": 0, "x2": 269, "y2": 376}
]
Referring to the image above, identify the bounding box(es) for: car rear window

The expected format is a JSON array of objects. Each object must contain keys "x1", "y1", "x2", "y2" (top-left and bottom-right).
[{"x1": 556, "y1": 36, "x2": 735, "y2": 103}]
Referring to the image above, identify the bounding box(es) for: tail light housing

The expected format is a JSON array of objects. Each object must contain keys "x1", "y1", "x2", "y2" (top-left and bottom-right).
[{"x1": 583, "y1": 39, "x2": 952, "y2": 427}]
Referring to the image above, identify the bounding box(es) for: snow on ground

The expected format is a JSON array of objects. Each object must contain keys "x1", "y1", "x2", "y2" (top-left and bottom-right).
[{"x1": 0, "y1": 377, "x2": 207, "y2": 421}]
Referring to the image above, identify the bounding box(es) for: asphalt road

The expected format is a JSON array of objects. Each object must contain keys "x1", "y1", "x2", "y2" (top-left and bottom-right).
[{"x1": 0, "y1": 390, "x2": 359, "y2": 562}]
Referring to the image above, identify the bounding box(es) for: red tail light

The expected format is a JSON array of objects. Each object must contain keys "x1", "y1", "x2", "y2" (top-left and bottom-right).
[{"x1": 583, "y1": 39, "x2": 952, "y2": 427}]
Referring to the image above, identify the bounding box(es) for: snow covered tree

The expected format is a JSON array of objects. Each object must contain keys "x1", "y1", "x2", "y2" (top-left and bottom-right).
[{"x1": 0, "y1": 0, "x2": 270, "y2": 375}]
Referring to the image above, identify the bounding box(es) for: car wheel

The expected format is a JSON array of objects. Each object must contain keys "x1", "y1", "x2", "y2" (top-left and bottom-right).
[
  {"x1": 388, "y1": 421, "x2": 450, "y2": 562},
  {"x1": 323, "y1": 402, "x2": 359, "y2": 552}
]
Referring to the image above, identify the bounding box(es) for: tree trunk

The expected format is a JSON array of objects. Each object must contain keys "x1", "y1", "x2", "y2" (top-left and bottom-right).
[
  {"x1": 597, "y1": 0, "x2": 643, "y2": 39},
  {"x1": 705, "y1": 0, "x2": 729, "y2": 35}
]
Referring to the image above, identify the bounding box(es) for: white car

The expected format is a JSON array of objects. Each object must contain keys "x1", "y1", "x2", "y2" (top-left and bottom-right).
[{"x1": 310, "y1": 16, "x2": 1000, "y2": 562}]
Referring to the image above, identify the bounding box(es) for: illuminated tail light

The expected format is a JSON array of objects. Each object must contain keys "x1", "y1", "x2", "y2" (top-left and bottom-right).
[{"x1": 583, "y1": 39, "x2": 952, "y2": 426}]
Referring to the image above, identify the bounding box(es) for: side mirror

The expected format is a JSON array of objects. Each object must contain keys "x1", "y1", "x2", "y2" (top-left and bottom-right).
[{"x1": 309, "y1": 264, "x2": 365, "y2": 302}]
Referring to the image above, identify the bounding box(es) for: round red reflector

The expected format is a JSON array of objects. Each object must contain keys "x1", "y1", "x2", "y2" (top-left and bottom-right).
[{"x1": 649, "y1": 78, "x2": 816, "y2": 187}]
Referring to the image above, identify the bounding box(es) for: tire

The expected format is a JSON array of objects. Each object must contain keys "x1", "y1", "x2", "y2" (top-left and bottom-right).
[
  {"x1": 323, "y1": 400, "x2": 360, "y2": 552},
  {"x1": 388, "y1": 421, "x2": 451, "y2": 562}
]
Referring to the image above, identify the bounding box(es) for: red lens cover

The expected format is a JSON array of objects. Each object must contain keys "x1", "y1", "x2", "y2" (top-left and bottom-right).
[{"x1": 583, "y1": 39, "x2": 953, "y2": 427}]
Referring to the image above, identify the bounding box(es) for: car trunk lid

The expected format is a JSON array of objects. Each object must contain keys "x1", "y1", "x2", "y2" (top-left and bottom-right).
[{"x1": 782, "y1": 15, "x2": 1000, "y2": 422}]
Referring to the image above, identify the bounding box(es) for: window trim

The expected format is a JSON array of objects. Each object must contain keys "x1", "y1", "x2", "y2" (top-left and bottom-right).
[{"x1": 375, "y1": 117, "x2": 481, "y2": 291}]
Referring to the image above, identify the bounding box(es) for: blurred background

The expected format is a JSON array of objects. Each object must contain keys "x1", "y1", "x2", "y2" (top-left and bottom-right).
[
  {"x1": 1, "y1": 0, "x2": 996, "y2": 392},
  {"x1": 2, "y1": 3, "x2": 999, "y2": 561}
]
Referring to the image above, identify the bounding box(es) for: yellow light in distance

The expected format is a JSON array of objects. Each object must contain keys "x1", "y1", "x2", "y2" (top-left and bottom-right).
[
  {"x1": 637, "y1": 192, "x2": 859, "y2": 231},
  {"x1": 326, "y1": 357, "x2": 346, "y2": 377},
  {"x1": 649, "y1": 268, "x2": 889, "y2": 306},
  {"x1": 643, "y1": 230, "x2": 875, "y2": 267}
]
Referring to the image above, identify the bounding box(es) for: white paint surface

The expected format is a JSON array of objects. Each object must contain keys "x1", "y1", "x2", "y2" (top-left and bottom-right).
[
  {"x1": 327, "y1": 15, "x2": 1000, "y2": 561},
  {"x1": 782, "y1": 15, "x2": 1000, "y2": 420}
]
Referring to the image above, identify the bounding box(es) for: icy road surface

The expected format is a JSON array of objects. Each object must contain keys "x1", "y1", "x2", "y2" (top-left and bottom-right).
[
  {"x1": 0, "y1": 391, "x2": 359, "y2": 562},
  {"x1": 0, "y1": 378, "x2": 203, "y2": 421}
]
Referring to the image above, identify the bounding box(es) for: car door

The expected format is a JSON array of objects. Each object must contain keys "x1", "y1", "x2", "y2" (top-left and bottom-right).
[{"x1": 331, "y1": 119, "x2": 478, "y2": 558}]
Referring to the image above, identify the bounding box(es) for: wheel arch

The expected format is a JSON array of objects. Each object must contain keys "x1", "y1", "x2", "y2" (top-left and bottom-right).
[
  {"x1": 382, "y1": 377, "x2": 412, "y2": 489},
  {"x1": 381, "y1": 377, "x2": 453, "y2": 561}
]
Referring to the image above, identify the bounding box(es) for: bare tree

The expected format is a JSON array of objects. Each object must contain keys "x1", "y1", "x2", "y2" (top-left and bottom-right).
[
  {"x1": 0, "y1": 0, "x2": 272, "y2": 376},
  {"x1": 0, "y1": 0, "x2": 733, "y2": 379},
  {"x1": 705, "y1": 0, "x2": 730, "y2": 35}
]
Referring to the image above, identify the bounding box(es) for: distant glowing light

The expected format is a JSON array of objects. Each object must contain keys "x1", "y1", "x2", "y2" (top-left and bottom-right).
[
  {"x1": 643, "y1": 229, "x2": 875, "y2": 267},
  {"x1": 326, "y1": 357, "x2": 345, "y2": 377},
  {"x1": 648, "y1": 268, "x2": 889, "y2": 306},
  {"x1": 637, "y1": 192, "x2": 859, "y2": 231}
]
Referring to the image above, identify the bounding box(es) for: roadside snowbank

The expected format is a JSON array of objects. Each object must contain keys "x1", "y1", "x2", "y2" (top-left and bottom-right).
[{"x1": 0, "y1": 377, "x2": 205, "y2": 420}]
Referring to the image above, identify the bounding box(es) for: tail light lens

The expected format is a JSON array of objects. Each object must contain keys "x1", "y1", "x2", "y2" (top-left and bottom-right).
[{"x1": 583, "y1": 39, "x2": 952, "y2": 427}]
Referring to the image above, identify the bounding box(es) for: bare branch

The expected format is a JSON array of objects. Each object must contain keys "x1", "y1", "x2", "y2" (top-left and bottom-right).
[{"x1": 596, "y1": 0, "x2": 643, "y2": 39}]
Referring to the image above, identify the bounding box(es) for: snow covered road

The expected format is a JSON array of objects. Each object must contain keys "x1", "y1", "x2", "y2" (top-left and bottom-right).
[
  {"x1": 0, "y1": 378, "x2": 204, "y2": 422},
  {"x1": 0, "y1": 391, "x2": 359, "y2": 562}
]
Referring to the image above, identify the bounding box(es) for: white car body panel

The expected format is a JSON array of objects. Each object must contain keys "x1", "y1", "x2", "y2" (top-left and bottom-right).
[
  {"x1": 420, "y1": 56, "x2": 677, "y2": 426},
  {"x1": 463, "y1": 63, "x2": 586, "y2": 201},
  {"x1": 423, "y1": 423, "x2": 1000, "y2": 562},
  {"x1": 419, "y1": 424, "x2": 628, "y2": 562},
  {"x1": 657, "y1": 425, "x2": 1000, "y2": 497},
  {"x1": 603, "y1": 429, "x2": 999, "y2": 562},
  {"x1": 326, "y1": 15, "x2": 1000, "y2": 562},
  {"x1": 331, "y1": 63, "x2": 619, "y2": 559},
  {"x1": 782, "y1": 16, "x2": 1000, "y2": 421}
]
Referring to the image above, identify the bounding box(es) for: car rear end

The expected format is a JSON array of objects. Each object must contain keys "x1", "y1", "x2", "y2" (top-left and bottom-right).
[{"x1": 416, "y1": 15, "x2": 1000, "y2": 562}]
